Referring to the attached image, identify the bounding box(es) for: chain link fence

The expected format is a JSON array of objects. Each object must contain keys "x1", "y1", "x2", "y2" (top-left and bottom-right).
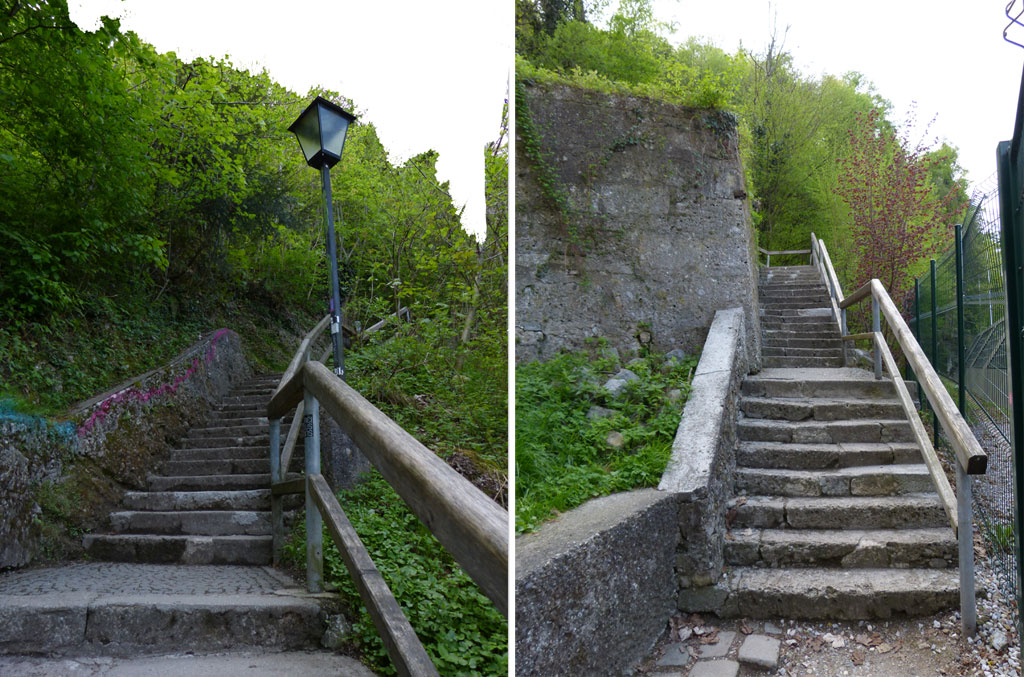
[{"x1": 910, "y1": 174, "x2": 1019, "y2": 632}]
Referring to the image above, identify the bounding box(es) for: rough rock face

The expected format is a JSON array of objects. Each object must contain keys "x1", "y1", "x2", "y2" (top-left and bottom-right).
[
  {"x1": 515, "y1": 82, "x2": 761, "y2": 365},
  {"x1": 0, "y1": 330, "x2": 251, "y2": 569}
]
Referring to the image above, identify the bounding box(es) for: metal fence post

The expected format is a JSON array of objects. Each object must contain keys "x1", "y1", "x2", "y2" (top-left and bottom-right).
[
  {"x1": 954, "y1": 222, "x2": 978, "y2": 635},
  {"x1": 931, "y1": 259, "x2": 940, "y2": 445},
  {"x1": 304, "y1": 388, "x2": 323, "y2": 593},
  {"x1": 998, "y1": 139, "x2": 1024, "y2": 646},
  {"x1": 269, "y1": 418, "x2": 283, "y2": 566}
]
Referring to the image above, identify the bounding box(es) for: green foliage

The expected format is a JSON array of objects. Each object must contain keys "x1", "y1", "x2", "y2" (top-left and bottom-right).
[
  {"x1": 515, "y1": 343, "x2": 698, "y2": 533},
  {"x1": 286, "y1": 473, "x2": 507, "y2": 676}
]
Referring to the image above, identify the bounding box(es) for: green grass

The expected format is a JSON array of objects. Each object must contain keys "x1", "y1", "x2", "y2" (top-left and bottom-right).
[{"x1": 515, "y1": 341, "x2": 698, "y2": 534}]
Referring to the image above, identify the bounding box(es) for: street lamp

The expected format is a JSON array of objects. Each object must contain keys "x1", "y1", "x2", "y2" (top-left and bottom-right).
[{"x1": 289, "y1": 95, "x2": 357, "y2": 379}]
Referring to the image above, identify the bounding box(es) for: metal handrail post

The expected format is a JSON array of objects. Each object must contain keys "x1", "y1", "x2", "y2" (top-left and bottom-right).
[
  {"x1": 954, "y1": 222, "x2": 977, "y2": 635},
  {"x1": 269, "y1": 418, "x2": 283, "y2": 565},
  {"x1": 304, "y1": 386, "x2": 324, "y2": 593},
  {"x1": 872, "y1": 294, "x2": 882, "y2": 379}
]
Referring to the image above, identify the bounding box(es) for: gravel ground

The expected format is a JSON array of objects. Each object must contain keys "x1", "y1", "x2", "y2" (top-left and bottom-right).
[{"x1": 638, "y1": 555, "x2": 1019, "y2": 676}]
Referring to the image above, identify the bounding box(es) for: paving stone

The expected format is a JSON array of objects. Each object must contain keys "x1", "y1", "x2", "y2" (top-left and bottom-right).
[
  {"x1": 690, "y1": 659, "x2": 740, "y2": 677},
  {"x1": 738, "y1": 634, "x2": 781, "y2": 669},
  {"x1": 656, "y1": 641, "x2": 692, "y2": 666},
  {"x1": 763, "y1": 621, "x2": 783, "y2": 634},
  {"x1": 698, "y1": 630, "x2": 736, "y2": 658}
]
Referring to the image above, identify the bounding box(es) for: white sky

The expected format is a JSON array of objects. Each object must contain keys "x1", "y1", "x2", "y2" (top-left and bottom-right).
[
  {"x1": 640, "y1": 0, "x2": 1024, "y2": 195},
  {"x1": 69, "y1": 0, "x2": 510, "y2": 239}
]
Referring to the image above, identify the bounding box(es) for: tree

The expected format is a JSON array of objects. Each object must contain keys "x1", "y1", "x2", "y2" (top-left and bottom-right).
[{"x1": 835, "y1": 107, "x2": 962, "y2": 307}]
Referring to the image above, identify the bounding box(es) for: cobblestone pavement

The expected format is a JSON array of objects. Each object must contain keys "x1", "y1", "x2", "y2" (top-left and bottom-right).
[{"x1": 0, "y1": 561, "x2": 294, "y2": 596}]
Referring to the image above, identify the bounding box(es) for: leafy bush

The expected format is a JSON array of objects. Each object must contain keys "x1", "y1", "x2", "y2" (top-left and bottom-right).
[
  {"x1": 515, "y1": 342, "x2": 698, "y2": 533},
  {"x1": 286, "y1": 473, "x2": 507, "y2": 676}
]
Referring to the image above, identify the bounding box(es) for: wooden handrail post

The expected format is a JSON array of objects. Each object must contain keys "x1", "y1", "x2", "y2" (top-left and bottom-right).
[
  {"x1": 841, "y1": 307, "x2": 848, "y2": 365},
  {"x1": 269, "y1": 417, "x2": 283, "y2": 565},
  {"x1": 872, "y1": 293, "x2": 882, "y2": 379},
  {"x1": 304, "y1": 388, "x2": 324, "y2": 593}
]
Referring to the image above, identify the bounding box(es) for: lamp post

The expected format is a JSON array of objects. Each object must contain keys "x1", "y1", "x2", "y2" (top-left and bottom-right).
[{"x1": 289, "y1": 95, "x2": 357, "y2": 379}]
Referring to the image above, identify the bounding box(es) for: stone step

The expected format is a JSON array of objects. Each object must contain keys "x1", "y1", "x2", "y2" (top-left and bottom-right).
[
  {"x1": 739, "y1": 396, "x2": 904, "y2": 421},
  {"x1": 724, "y1": 528, "x2": 956, "y2": 569},
  {"x1": 731, "y1": 494, "x2": 949, "y2": 530},
  {"x1": 737, "y1": 417, "x2": 913, "y2": 443},
  {"x1": 762, "y1": 337, "x2": 842, "y2": 349},
  {"x1": 148, "y1": 473, "x2": 273, "y2": 492},
  {"x1": 759, "y1": 285, "x2": 828, "y2": 295},
  {"x1": 762, "y1": 347, "x2": 844, "y2": 359},
  {"x1": 0, "y1": 563, "x2": 320, "y2": 657},
  {"x1": 736, "y1": 464, "x2": 933, "y2": 497},
  {"x1": 218, "y1": 395, "x2": 271, "y2": 407},
  {"x1": 82, "y1": 534, "x2": 272, "y2": 565},
  {"x1": 764, "y1": 328, "x2": 841, "y2": 340},
  {"x1": 737, "y1": 441, "x2": 922, "y2": 470},
  {"x1": 180, "y1": 435, "x2": 269, "y2": 449},
  {"x1": 683, "y1": 567, "x2": 958, "y2": 619},
  {"x1": 761, "y1": 301, "x2": 832, "y2": 310},
  {"x1": 124, "y1": 489, "x2": 272, "y2": 512},
  {"x1": 742, "y1": 372, "x2": 897, "y2": 400},
  {"x1": 170, "y1": 446, "x2": 281, "y2": 461},
  {"x1": 763, "y1": 356, "x2": 845, "y2": 368},
  {"x1": 109, "y1": 510, "x2": 271, "y2": 536},
  {"x1": 761, "y1": 311, "x2": 835, "y2": 322},
  {"x1": 188, "y1": 423, "x2": 277, "y2": 438},
  {"x1": 161, "y1": 458, "x2": 271, "y2": 476}
]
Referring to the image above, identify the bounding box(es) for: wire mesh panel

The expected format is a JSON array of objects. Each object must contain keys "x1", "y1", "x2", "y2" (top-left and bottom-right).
[{"x1": 912, "y1": 174, "x2": 1019, "y2": 628}]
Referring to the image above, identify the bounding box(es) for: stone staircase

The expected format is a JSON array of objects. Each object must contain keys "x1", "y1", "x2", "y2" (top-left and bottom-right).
[
  {"x1": 0, "y1": 373, "x2": 345, "y2": 661},
  {"x1": 716, "y1": 265, "x2": 959, "y2": 618},
  {"x1": 84, "y1": 373, "x2": 296, "y2": 564}
]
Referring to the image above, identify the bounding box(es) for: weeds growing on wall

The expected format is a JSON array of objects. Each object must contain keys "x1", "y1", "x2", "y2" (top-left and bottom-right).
[{"x1": 515, "y1": 341, "x2": 698, "y2": 534}]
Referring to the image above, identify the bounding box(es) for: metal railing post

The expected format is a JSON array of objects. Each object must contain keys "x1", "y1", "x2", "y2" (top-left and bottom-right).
[
  {"x1": 841, "y1": 307, "x2": 848, "y2": 365},
  {"x1": 954, "y1": 222, "x2": 977, "y2": 635},
  {"x1": 269, "y1": 418, "x2": 283, "y2": 565},
  {"x1": 304, "y1": 387, "x2": 323, "y2": 593},
  {"x1": 872, "y1": 294, "x2": 882, "y2": 379},
  {"x1": 931, "y1": 259, "x2": 940, "y2": 445}
]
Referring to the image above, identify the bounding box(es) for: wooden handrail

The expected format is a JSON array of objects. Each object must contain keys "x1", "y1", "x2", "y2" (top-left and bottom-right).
[
  {"x1": 758, "y1": 247, "x2": 812, "y2": 256},
  {"x1": 278, "y1": 400, "x2": 304, "y2": 477},
  {"x1": 301, "y1": 361, "x2": 508, "y2": 614},
  {"x1": 272, "y1": 313, "x2": 331, "y2": 403},
  {"x1": 308, "y1": 473, "x2": 439, "y2": 676}
]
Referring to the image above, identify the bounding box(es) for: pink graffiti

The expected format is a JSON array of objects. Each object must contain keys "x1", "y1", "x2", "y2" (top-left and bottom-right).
[{"x1": 77, "y1": 329, "x2": 230, "y2": 436}]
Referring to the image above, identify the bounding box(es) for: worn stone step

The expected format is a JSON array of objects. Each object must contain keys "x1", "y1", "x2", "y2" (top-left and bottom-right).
[
  {"x1": 736, "y1": 464, "x2": 933, "y2": 497},
  {"x1": 188, "y1": 423, "x2": 275, "y2": 439},
  {"x1": 0, "y1": 563, "x2": 320, "y2": 656},
  {"x1": 762, "y1": 337, "x2": 842, "y2": 349},
  {"x1": 82, "y1": 534, "x2": 272, "y2": 565},
  {"x1": 763, "y1": 356, "x2": 845, "y2": 368},
  {"x1": 731, "y1": 494, "x2": 949, "y2": 530},
  {"x1": 762, "y1": 346, "x2": 844, "y2": 359},
  {"x1": 218, "y1": 395, "x2": 270, "y2": 407},
  {"x1": 215, "y1": 402, "x2": 269, "y2": 414},
  {"x1": 161, "y1": 458, "x2": 271, "y2": 476},
  {"x1": 738, "y1": 417, "x2": 913, "y2": 443},
  {"x1": 737, "y1": 441, "x2": 922, "y2": 470},
  {"x1": 124, "y1": 489, "x2": 272, "y2": 511},
  {"x1": 764, "y1": 328, "x2": 841, "y2": 340},
  {"x1": 740, "y1": 396, "x2": 904, "y2": 421},
  {"x1": 682, "y1": 567, "x2": 958, "y2": 619},
  {"x1": 760, "y1": 282, "x2": 827, "y2": 293},
  {"x1": 170, "y1": 446, "x2": 281, "y2": 461},
  {"x1": 180, "y1": 435, "x2": 269, "y2": 449},
  {"x1": 761, "y1": 311, "x2": 835, "y2": 322},
  {"x1": 725, "y1": 527, "x2": 957, "y2": 569},
  {"x1": 761, "y1": 301, "x2": 832, "y2": 311},
  {"x1": 148, "y1": 473, "x2": 273, "y2": 492},
  {"x1": 742, "y1": 371, "x2": 897, "y2": 400},
  {"x1": 109, "y1": 510, "x2": 271, "y2": 536}
]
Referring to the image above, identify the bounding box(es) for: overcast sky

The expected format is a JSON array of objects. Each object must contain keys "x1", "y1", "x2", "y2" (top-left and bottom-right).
[
  {"x1": 69, "y1": 0, "x2": 509, "y2": 239},
  {"x1": 639, "y1": 0, "x2": 1024, "y2": 196}
]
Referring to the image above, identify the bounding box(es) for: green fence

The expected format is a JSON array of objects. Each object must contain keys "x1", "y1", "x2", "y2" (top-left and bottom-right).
[{"x1": 911, "y1": 174, "x2": 1020, "y2": 641}]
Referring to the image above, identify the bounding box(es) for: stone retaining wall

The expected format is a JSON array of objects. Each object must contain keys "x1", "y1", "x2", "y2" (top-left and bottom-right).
[
  {"x1": 515, "y1": 81, "x2": 761, "y2": 365},
  {"x1": 0, "y1": 330, "x2": 250, "y2": 568}
]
